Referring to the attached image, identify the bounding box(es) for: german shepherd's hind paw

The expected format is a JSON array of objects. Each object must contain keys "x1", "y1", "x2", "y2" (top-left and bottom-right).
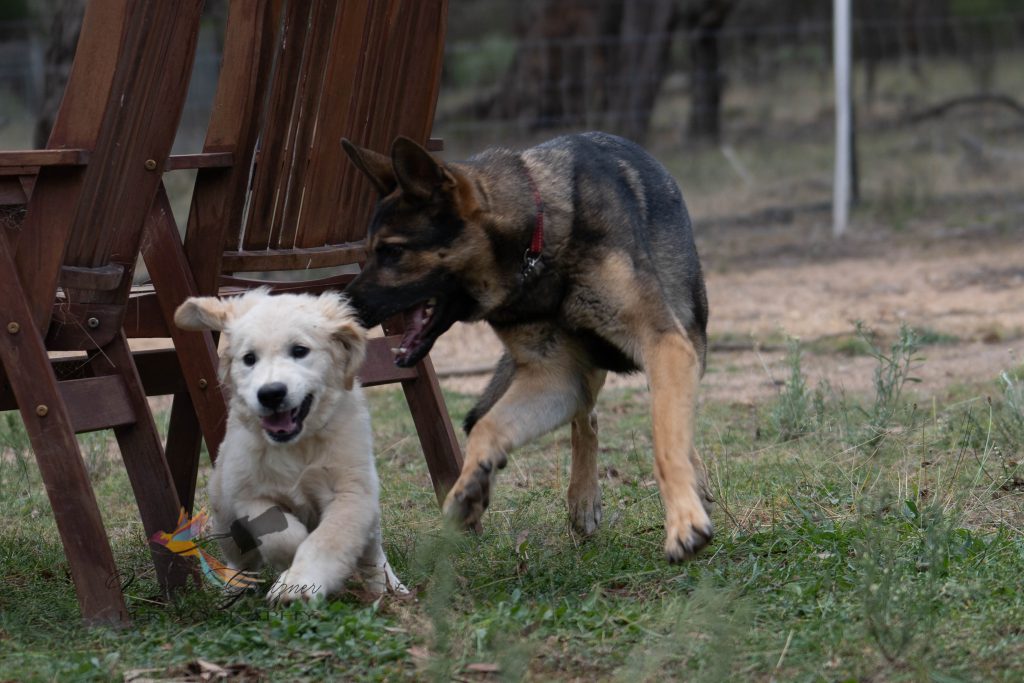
[
  {"x1": 663, "y1": 502, "x2": 714, "y2": 562},
  {"x1": 568, "y1": 491, "x2": 602, "y2": 536},
  {"x1": 442, "y1": 460, "x2": 497, "y2": 528}
]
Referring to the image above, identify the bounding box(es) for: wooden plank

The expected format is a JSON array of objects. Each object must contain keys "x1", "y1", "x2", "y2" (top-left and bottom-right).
[
  {"x1": 59, "y1": 264, "x2": 125, "y2": 291},
  {"x1": 64, "y1": 0, "x2": 203, "y2": 273},
  {"x1": 220, "y1": 243, "x2": 365, "y2": 272},
  {"x1": 276, "y1": 0, "x2": 338, "y2": 249},
  {"x1": 60, "y1": 375, "x2": 136, "y2": 433},
  {"x1": 142, "y1": 188, "x2": 227, "y2": 462},
  {"x1": 0, "y1": 149, "x2": 90, "y2": 167},
  {"x1": 360, "y1": 336, "x2": 419, "y2": 386},
  {"x1": 184, "y1": 0, "x2": 280, "y2": 294},
  {"x1": 11, "y1": 0, "x2": 130, "y2": 327},
  {"x1": 89, "y1": 332, "x2": 193, "y2": 597},
  {"x1": 0, "y1": 349, "x2": 188, "y2": 412},
  {"x1": 297, "y1": 0, "x2": 375, "y2": 247},
  {"x1": 243, "y1": 0, "x2": 314, "y2": 251},
  {"x1": 164, "y1": 390, "x2": 203, "y2": 513},
  {"x1": 0, "y1": 178, "x2": 27, "y2": 203},
  {"x1": 123, "y1": 290, "x2": 169, "y2": 338},
  {"x1": 218, "y1": 272, "x2": 356, "y2": 294},
  {"x1": 0, "y1": 232, "x2": 128, "y2": 625},
  {"x1": 164, "y1": 152, "x2": 234, "y2": 171},
  {"x1": 46, "y1": 302, "x2": 123, "y2": 350}
]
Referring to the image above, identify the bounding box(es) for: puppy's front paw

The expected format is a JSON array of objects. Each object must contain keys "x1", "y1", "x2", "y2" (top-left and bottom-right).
[
  {"x1": 663, "y1": 492, "x2": 714, "y2": 563},
  {"x1": 267, "y1": 567, "x2": 326, "y2": 604},
  {"x1": 442, "y1": 460, "x2": 496, "y2": 528},
  {"x1": 362, "y1": 561, "x2": 410, "y2": 597}
]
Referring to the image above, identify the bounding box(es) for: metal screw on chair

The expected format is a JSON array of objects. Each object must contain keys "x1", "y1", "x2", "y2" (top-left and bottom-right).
[
  {"x1": 87, "y1": 317, "x2": 100, "y2": 329},
  {"x1": 144, "y1": 159, "x2": 158, "y2": 171},
  {"x1": 36, "y1": 405, "x2": 49, "y2": 417},
  {"x1": 198, "y1": 378, "x2": 208, "y2": 390},
  {"x1": 6, "y1": 322, "x2": 19, "y2": 334}
]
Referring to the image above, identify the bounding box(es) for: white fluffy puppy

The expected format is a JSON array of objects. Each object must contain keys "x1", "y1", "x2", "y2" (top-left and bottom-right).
[{"x1": 174, "y1": 289, "x2": 405, "y2": 603}]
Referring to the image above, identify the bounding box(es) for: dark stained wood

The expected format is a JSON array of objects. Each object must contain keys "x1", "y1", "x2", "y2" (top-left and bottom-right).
[
  {"x1": 360, "y1": 336, "x2": 420, "y2": 386},
  {"x1": 12, "y1": 0, "x2": 129, "y2": 330},
  {"x1": 60, "y1": 375, "x2": 136, "y2": 433},
  {"x1": 243, "y1": 0, "x2": 315, "y2": 251},
  {"x1": 220, "y1": 244, "x2": 366, "y2": 271},
  {"x1": 0, "y1": 232, "x2": 128, "y2": 625},
  {"x1": 46, "y1": 302, "x2": 123, "y2": 350},
  {"x1": 64, "y1": 1, "x2": 203, "y2": 273},
  {"x1": 142, "y1": 188, "x2": 227, "y2": 461},
  {"x1": 164, "y1": 390, "x2": 204, "y2": 514},
  {"x1": 0, "y1": 149, "x2": 90, "y2": 167},
  {"x1": 59, "y1": 264, "x2": 125, "y2": 291},
  {"x1": 164, "y1": 152, "x2": 234, "y2": 171},
  {"x1": 184, "y1": 0, "x2": 280, "y2": 293},
  {"x1": 123, "y1": 289, "x2": 170, "y2": 338},
  {"x1": 88, "y1": 332, "x2": 193, "y2": 598},
  {"x1": 0, "y1": 178, "x2": 28, "y2": 203},
  {"x1": 277, "y1": 0, "x2": 339, "y2": 250}
]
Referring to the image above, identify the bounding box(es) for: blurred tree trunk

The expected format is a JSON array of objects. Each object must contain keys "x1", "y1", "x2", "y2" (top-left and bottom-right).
[
  {"x1": 467, "y1": 0, "x2": 679, "y2": 143},
  {"x1": 682, "y1": 0, "x2": 737, "y2": 145},
  {"x1": 33, "y1": 0, "x2": 85, "y2": 148}
]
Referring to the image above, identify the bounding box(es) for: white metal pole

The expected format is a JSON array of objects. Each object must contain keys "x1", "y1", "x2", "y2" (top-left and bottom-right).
[{"x1": 833, "y1": 0, "x2": 852, "y2": 237}]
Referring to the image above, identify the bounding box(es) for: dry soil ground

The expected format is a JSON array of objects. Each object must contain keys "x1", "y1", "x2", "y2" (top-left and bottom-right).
[{"x1": 429, "y1": 196, "x2": 1024, "y2": 406}]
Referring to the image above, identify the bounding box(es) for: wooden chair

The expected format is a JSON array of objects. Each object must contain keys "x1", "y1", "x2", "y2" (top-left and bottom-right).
[
  {"x1": 125, "y1": 1, "x2": 464, "y2": 518},
  {"x1": 0, "y1": 1, "x2": 204, "y2": 625}
]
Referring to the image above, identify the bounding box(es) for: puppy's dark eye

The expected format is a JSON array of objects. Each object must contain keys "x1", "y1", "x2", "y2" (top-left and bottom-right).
[
  {"x1": 376, "y1": 243, "x2": 403, "y2": 266},
  {"x1": 242, "y1": 352, "x2": 257, "y2": 366},
  {"x1": 291, "y1": 345, "x2": 310, "y2": 359}
]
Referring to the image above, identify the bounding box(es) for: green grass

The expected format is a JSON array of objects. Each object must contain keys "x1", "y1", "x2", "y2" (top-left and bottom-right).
[{"x1": 2, "y1": 353, "x2": 1024, "y2": 681}]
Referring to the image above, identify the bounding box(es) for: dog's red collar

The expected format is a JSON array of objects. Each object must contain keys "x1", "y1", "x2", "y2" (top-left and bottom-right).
[{"x1": 522, "y1": 166, "x2": 545, "y2": 277}]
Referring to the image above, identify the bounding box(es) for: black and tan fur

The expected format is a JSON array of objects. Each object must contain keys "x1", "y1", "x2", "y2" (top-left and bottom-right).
[{"x1": 342, "y1": 132, "x2": 713, "y2": 561}]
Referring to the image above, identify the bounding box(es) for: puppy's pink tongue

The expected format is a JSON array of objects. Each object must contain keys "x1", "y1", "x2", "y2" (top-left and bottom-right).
[{"x1": 261, "y1": 411, "x2": 296, "y2": 432}]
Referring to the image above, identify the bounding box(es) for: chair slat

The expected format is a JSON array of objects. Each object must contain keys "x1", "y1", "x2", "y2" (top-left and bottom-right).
[{"x1": 242, "y1": 0, "x2": 315, "y2": 251}]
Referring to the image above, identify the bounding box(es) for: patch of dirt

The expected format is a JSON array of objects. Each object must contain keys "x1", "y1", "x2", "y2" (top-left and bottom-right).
[{"x1": 431, "y1": 200, "x2": 1024, "y2": 404}]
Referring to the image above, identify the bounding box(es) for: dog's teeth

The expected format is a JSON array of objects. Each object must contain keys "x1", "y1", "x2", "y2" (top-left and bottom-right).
[{"x1": 391, "y1": 346, "x2": 408, "y2": 354}]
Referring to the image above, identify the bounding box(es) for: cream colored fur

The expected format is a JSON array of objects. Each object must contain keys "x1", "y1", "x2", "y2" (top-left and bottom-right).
[{"x1": 174, "y1": 289, "x2": 406, "y2": 603}]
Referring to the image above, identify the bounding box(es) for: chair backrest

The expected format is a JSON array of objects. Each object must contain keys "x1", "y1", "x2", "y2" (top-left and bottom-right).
[
  {"x1": 183, "y1": 0, "x2": 448, "y2": 294},
  {"x1": 12, "y1": 0, "x2": 202, "y2": 331}
]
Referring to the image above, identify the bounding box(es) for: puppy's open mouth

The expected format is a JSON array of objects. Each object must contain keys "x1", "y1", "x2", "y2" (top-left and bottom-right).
[
  {"x1": 392, "y1": 297, "x2": 444, "y2": 368},
  {"x1": 260, "y1": 394, "x2": 313, "y2": 443}
]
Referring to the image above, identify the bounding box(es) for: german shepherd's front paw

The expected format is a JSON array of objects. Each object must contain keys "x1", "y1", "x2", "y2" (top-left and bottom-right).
[
  {"x1": 663, "y1": 494, "x2": 714, "y2": 562},
  {"x1": 442, "y1": 461, "x2": 495, "y2": 528},
  {"x1": 568, "y1": 486, "x2": 602, "y2": 536}
]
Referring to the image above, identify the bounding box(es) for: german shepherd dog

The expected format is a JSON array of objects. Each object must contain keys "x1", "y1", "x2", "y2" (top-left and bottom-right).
[{"x1": 341, "y1": 132, "x2": 712, "y2": 561}]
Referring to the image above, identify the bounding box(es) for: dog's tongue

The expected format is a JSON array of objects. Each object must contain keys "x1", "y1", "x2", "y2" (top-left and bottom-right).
[{"x1": 261, "y1": 410, "x2": 296, "y2": 433}]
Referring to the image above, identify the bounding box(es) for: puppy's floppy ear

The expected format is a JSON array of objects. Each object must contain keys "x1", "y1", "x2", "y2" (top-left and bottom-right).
[
  {"x1": 342, "y1": 138, "x2": 396, "y2": 196},
  {"x1": 174, "y1": 288, "x2": 271, "y2": 331},
  {"x1": 174, "y1": 296, "x2": 233, "y2": 331},
  {"x1": 333, "y1": 318, "x2": 367, "y2": 392},
  {"x1": 323, "y1": 294, "x2": 368, "y2": 391},
  {"x1": 391, "y1": 136, "x2": 456, "y2": 201}
]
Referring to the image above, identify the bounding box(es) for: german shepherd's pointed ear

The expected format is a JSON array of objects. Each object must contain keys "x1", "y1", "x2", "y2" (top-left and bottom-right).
[
  {"x1": 341, "y1": 139, "x2": 396, "y2": 196},
  {"x1": 390, "y1": 136, "x2": 456, "y2": 201}
]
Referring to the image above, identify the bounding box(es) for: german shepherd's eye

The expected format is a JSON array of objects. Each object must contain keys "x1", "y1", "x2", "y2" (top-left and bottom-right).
[
  {"x1": 290, "y1": 345, "x2": 310, "y2": 359},
  {"x1": 375, "y1": 243, "x2": 403, "y2": 266},
  {"x1": 242, "y1": 352, "x2": 257, "y2": 366}
]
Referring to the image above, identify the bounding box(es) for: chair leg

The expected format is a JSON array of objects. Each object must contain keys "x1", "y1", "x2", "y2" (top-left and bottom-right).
[
  {"x1": 90, "y1": 333, "x2": 193, "y2": 595},
  {"x1": 164, "y1": 390, "x2": 204, "y2": 514},
  {"x1": 402, "y1": 355, "x2": 464, "y2": 506},
  {"x1": 0, "y1": 251, "x2": 128, "y2": 624}
]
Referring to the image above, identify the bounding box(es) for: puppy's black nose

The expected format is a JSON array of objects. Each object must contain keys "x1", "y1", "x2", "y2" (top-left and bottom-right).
[{"x1": 257, "y1": 382, "x2": 288, "y2": 409}]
